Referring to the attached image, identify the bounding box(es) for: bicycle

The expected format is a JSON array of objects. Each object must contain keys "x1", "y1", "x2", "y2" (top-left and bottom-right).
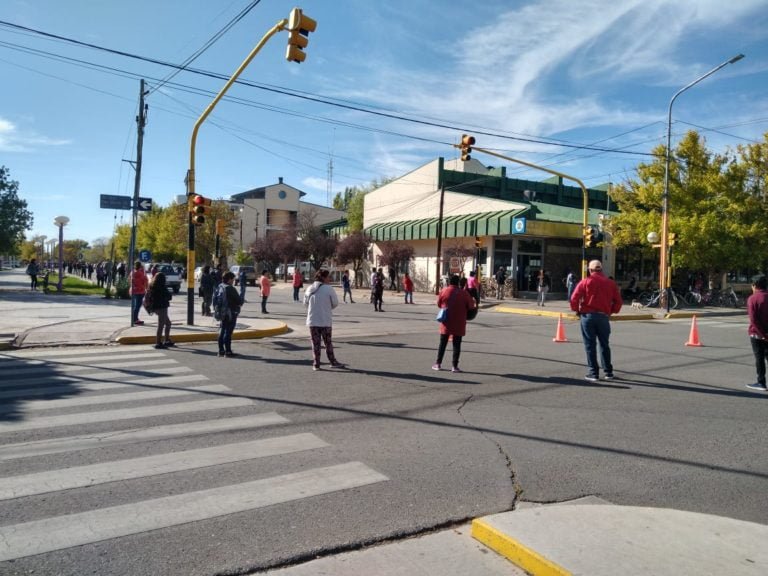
[
  {"x1": 639, "y1": 288, "x2": 680, "y2": 309},
  {"x1": 717, "y1": 285, "x2": 742, "y2": 308}
]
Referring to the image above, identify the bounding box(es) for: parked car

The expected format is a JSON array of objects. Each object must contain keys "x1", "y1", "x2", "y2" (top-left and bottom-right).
[
  {"x1": 194, "y1": 266, "x2": 204, "y2": 282},
  {"x1": 230, "y1": 265, "x2": 257, "y2": 286}
]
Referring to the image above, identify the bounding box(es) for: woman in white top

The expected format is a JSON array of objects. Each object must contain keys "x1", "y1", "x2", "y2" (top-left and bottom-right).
[{"x1": 304, "y1": 269, "x2": 344, "y2": 371}]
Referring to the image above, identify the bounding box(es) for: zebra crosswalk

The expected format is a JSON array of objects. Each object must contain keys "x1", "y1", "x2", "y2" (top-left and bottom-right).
[{"x1": 0, "y1": 345, "x2": 388, "y2": 567}]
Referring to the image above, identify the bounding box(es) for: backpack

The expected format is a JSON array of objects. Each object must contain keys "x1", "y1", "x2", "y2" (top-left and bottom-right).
[
  {"x1": 212, "y1": 283, "x2": 229, "y2": 321},
  {"x1": 142, "y1": 290, "x2": 155, "y2": 315}
]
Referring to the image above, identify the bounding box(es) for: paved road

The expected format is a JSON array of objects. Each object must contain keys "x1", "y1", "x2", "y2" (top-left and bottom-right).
[{"x1": 0, "y1": 267, "x2": 765, "y2": 575}]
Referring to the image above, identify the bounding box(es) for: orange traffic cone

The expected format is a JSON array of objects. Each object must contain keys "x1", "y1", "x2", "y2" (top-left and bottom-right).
[
  {"x1": 685, "y1": 315, "x2": 703, "y2": 347},
  {"x1": 553, "y1": 313, "x2": 569, "y2": 343}
]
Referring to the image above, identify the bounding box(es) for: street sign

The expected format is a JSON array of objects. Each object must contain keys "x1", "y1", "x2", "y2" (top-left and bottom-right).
[
  {"x1": 100, "y1": 194, "x2": 131, "y2": 210},
  {"x1": 513, "y1": 217, "x2": 527, "y2": 234},
  {"x1": 139, "y1": 249, "x2": 152, "y2": 263},
  {"x1": 136, "y1": 197, "x2": 152, "y2": 211}
]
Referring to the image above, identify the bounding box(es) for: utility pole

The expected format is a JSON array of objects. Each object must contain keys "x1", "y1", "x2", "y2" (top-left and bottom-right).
[
  {"x1": 434, "y1": 183, "x2": 446, "y2": 295},
  {"x1": 127, "y1": 79, "x2": 148, "y2": 326}
]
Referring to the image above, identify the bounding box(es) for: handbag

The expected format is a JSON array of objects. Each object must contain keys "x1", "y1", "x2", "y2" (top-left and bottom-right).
[{"x1": 435, "y1": 289, "x2": 459, "y2": 323}]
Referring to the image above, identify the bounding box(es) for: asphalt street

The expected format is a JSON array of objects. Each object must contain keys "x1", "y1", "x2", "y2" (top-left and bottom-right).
[{"x1": 0, "y1": 271, "x2": 765, "y2": 575}]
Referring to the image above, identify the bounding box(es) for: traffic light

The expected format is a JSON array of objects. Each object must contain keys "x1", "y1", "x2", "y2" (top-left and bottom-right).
[
  {"x1": 583, "y1": 225, "x2": 594, "y2": 248},
  {"x1": 475, "y1": 236, "x2": 483, "y2": 248},
  {"x1": 286, "y1": 8, "x2": 317, "y2": 63},
  {"x1": 215, "y1": 219, "x2": 225, "y2": 236},
  {"x1": 460, "y1": 134, "x2": 475, "y2": 161},
  {"x1": 668, "y1": 232, "x2": 677, "y2": 246},
  {"x1": 190, "y1": 195, "x2": 211, "y2": 226}
]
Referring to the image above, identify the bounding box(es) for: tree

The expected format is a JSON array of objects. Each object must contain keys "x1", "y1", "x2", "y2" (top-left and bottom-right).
[
  {"x1": 331, "y1": 178, "x2": 394, "y2": 232},
  {"x1": 378, "y1": 241, "x2": 414, "y2": 291},
  {"x1": 336, "y1": 231, "x2": 371, "y2": 287},
  {"x1": 249, "y1": 236, "x2": 281, "y2": 272},
  {"x1": 270, "y1": 224, "x2": 307, "y2": 281},
  {"x1": 63, "y1": 239, "x2": 90, "y2": 263},
  {"x1": 298, "y1": 209, "x2": 338, "y2": 271},
  {"x1": 609, "y1": 130, "x2": 767, "y2": 283},
  {"x1": 443, "y1": 239, "x2": 475, "y2": 273},
  {"x1": 0, "y1": 167, "x2": 33, "y2": 255}
]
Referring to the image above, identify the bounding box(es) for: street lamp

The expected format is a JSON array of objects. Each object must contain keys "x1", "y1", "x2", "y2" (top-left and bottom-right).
[
  {"x1": 660, "y1": 53, "x2": 744, "y2": 312},
  {"x1": 53, "y1": 216, "x2": 69, "y2": 291}
]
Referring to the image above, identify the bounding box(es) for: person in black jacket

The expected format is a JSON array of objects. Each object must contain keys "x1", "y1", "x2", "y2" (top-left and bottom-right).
[
  {"x1": 200, "y1": 265, "x2": 215, "y2": 316},
  {"x1": 149, "y1": 272, "x2": 173, "y2": 349},
  {"x1": 217, "y1": 271, "x2": 242, "y2": 357}
]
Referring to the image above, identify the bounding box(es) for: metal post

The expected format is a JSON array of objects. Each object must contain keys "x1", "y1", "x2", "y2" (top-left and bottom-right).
[{"x1": 435, "y1": 183, "x2": 445, "y2": 294}]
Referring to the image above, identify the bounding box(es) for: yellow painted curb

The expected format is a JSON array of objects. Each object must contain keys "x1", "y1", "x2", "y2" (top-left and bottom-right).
[
  {"x1": 471, "y1": 518, "x2": 572, "y2": 576},
  {"x1": 495, "y1": 307, "x2": 579, "y2": 321},
  {"x1": 115, "y1": 323, "x2": 289, "y2": 345}
]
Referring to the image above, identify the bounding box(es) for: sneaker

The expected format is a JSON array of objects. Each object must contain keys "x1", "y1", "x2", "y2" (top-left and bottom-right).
[
  {"x1": 164, "y1": 341, "x2": 176, "y2": 347},
  {"x1": 153, "y1": 343, "x2": 166, "y2": 349},
  {"x1": 312, "y1": 364, "x2": 320, "y2": 371},
  {"x1": 584, "y1": 374, "x2": 599, "y2": 382},
  {"x1": 218, "y1": 351, "x2": 225, "y2": 357},
  {"x1": 225, "y1": 352, "x2": 237, "y2": 358},
  {"x1": 746, "y1": 383, "x2": 768, "y2": 391},
  {"x1": 330, "y1": 362, "x2": 346, "y2": 368},
  {"x1": 135, "y1": 320, "x2": 144, "y2": 326},
  {"x1": 451, "y1": 366, "x2": 463, "y2": 373},
  {"x1": 603, "y1": 373, "x2": 615, "y2": 381},
  {"x1": 431, "y1": 364, "x2": 442, "y2": 371}
]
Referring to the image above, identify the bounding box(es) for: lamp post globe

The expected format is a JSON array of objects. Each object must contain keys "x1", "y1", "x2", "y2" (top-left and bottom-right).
[
  {"x1": 647, "y1": 231, "x2": 659, "y2": 244},
  {"x1": 53, "y1": 216, "x2": 69, "y2": 291}
]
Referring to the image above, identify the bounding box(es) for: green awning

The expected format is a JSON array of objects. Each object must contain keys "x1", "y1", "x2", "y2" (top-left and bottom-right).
[{"x1": 365, "y1": 208, "x2": 529, "y2": 241}]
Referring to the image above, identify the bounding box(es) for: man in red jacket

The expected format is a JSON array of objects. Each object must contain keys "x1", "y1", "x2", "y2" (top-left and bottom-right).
[
  {"x1": 570, "y1": 260, "x2": 623, "y2": 382},
  {"x1": 746, "y1": 275, "x2": 768, "y2": 392}
]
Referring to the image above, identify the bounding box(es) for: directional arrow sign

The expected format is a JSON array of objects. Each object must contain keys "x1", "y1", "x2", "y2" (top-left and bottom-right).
[{"x1": 136, "y1": 197, "x2": 152, "y2": 211}]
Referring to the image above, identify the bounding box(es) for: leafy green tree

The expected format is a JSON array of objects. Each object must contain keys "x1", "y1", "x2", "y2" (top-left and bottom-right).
[
  {"x1": 609, "y1": 130, "x2": 766, "y2": 282},
  {"x1": 0, "y1": 167, "x2": 33, "y2": 255}
]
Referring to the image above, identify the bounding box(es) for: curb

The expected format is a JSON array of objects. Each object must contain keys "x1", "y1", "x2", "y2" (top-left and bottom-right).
[
  {"x1": 471, "y1": 518, "x2": 571, "y2": 576},
  {"x1": 494, "y1": 306, "x2": 667, "y2": 322},
  {"x1": 115, "y1": 323, "x2": 289, "y2": 345}
]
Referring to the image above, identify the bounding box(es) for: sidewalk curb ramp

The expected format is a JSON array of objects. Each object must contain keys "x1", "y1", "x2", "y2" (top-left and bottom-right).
[
  {"x1": 115, "y1": 323, "x2": 289, "y2": 345},
  {"x1": 472, "y1": 504, "x2": 768, "y2": 576}
]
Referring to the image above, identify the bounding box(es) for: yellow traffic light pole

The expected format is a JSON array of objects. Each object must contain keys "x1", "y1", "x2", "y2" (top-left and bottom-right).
[
  {"x1": 454, "y1": 143, "x2": 591, "y2": 279},
  {"x1": 185, "y1": 9, "x2": 315, "y2": 325}
]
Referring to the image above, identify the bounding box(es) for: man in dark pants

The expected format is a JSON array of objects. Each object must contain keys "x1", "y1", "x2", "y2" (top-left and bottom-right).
[
  {"x1": 570, "y1": 260, "x2": 623, "y2": 382},
  {"x1": 746, "y1": 275, "x2": 768, "y2": 392}
]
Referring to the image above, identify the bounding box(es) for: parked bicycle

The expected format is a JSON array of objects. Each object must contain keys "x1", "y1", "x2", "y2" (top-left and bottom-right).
[
  {"x1": 717, "y1": 285, "x2": 742, "y2": 308},
  {"x1": 638, "y1": 288, "x2": 681, "y2": 309}
]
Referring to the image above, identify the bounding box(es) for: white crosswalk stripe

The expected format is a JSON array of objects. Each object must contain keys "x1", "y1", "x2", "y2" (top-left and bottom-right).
[{"x1": 0, "y1": 346, "x2": 388, "y2": 565}]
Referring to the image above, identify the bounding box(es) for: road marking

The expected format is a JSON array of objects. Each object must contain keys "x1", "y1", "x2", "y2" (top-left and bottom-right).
[
  {"x1": 0, "y1": 372, "x2": 205, "y2": 397},
  {"x1": 0, "y1": 433, "x2": 329, "y2": 500},
  {"x1": 0, "y1": 413, "x2": 289, "y2": 461},
  {"x1": 0, "y1": 365, "x2": 192, "y2": 388},
  {"x1": 0, "y1": 356, "x2": 174, "y2": 377},
  {"x1": 0, "y1": 461, "x2": 388, "y2": 562},
  {"x1": 0, "y1": 346, "x2": 157, "y2": 359},
  {"x1": 0, "y1": 397, "x2": 253, "y2": 433},
  {"x1": 3, "y1": 383, "x2": 225, "y2": 412}
]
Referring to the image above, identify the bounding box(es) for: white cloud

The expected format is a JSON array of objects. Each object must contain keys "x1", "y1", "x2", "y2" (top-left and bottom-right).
[
  {"x1": 0, "y1": 116, "x2": 71, "y2": 152},
  {"x1": 301, "y1": 176, "x2": 327, "y2": 191}
]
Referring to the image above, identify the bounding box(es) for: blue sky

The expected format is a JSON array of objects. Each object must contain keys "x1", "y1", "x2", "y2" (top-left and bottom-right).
[{"x1": 2, "y1": 0, "x2": 767, "y2": 245}]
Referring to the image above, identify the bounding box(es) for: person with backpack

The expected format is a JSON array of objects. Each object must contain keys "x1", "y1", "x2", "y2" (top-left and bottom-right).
[
  {"x1": 215, "y1": 271, "x2": 241, "y2": 357},
  {"x1": 147, "y1": 272, "x2": 173, "y2": 349},
  {"x1": 304, "y1": 269, "x2": 344, "y2": 371}
]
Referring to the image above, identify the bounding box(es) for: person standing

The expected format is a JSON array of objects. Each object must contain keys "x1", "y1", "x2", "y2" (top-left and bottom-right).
[
  {"x1": 217, "y1": 271, "x2": 241, "y2": 357},
  {"x1": 238, "y1": 268, "x2": 247, "y2": 304},
  {"x1": 433, "y1": 274, "x2": 476, "y2": 373},
  {"x1": 259, "y1": 269, "x2": 271, "y2": 314},
  {"x1": 200, "y1": 265, "x2": 215, "y2": 316},
  {"x1": 536, "y1": 269, "x2": 551, "y2": 306},
  {"x1": 495, "y1": 265, "x2": 507, "y2": 299},
  {"x1": 341, "y1": 270, "x2": 355, "y2": 303},
  {"x1": 304, "y1": 269, "x2": 344, "y2": 371},
  {"x1": 129, "y1": 261, "x2": 148, "y2": 326},
  {"x1": 746, "y1": 275, "x2": 768, "y2": 392},
  {"x1": 292, "y1": 269, "x2": 304, "y2": 302},
  {"x1": 570, "y1": 260, "x2": 622, "y2": 382},
  {"x1": 149, "y1": 272, "x2": 173, "y2": 349},
  {"x1": 466, "y1": 270, "x2": 480, "y2": 306},
  {"x1": 402, "y1": 271, "x2": 414, "y2": 304},
  {"x1": 26, "y1": 258, "x2": 39, "y2": 291},
  {"x1": 372, "y1": 268, "x2": 384, "y2": 312},
  {"x1": 565, "y1": 268, "x2": 576, "y2": 302}
]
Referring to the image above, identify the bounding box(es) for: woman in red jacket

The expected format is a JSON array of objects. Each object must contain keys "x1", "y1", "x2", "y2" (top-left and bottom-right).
[{"x1": 433, "y1": 274, "x2": 476, "y2": 373}]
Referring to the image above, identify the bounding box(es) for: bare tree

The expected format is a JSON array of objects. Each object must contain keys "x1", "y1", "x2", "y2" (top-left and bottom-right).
[
  {"x1": 336, "y1": 231, "x2": 371, "y2": 287},
  {"x1": 271, "y1": 224, "x2": 306, "y2": 281},
  {"x1": 298, "y1": 209, "x2": 338, "y2": 271},
  {"x1": 378, "y1": 241, "x2": 414, "y2": 292},
  {"x1": 443, "y1": 240, "x2": 475, "y2": 274}
]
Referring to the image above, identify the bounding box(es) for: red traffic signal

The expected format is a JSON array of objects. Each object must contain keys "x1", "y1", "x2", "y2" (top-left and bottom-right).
[
  {"x1": 190, "y1": 195, "x2": 211, "y2": 225},
  {"x1": 460, "y1": 134, "x2": 476, "y2": 161}
]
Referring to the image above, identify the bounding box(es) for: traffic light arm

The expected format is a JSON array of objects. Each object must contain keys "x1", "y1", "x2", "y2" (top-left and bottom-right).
[{"x1": 455, "y1": 142, "x2": 591, "y2": 279}]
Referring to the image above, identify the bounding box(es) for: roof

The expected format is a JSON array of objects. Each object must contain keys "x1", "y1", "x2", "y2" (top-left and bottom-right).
[{"x1": 365, "y1": 208, "x2": 529, "y2": 241}]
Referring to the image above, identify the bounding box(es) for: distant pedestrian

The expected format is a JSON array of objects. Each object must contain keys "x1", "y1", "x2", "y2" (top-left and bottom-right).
[
  {"x1": 746, "y1": 275, "x2": 768, "y2": 392},
  {"x1": 293, "y1": 269, "x2": 304, "y2": 302},
  {"x1": 495, "y1": 266, "x2": 507, "y2": 299},
  {"x1": 372, "y1": 268, "x2": 384, "y2": 312},
  {"x1": 402, "y1": 271, "x2": 414, "y2": 304},
  {"x1": 466, "y1": 270, "x2": 480, "y2": 306},
  {"x1": 259, "y1": 270, "x2": 271, "y2": 314},
  {"x1": 433, "y1": 274, "x2": 476, "y2": 373},
  {"x1": 304, "y1": 269, "x2": 344, "y2": 371},
  {"x1": 200, "y1": 265, "x2": 215, "y2": 316},
  {"x1": 129, "y1": 260, "x2": 148, "y2": 326},
  {"x1": 565, "y1": 268, "x2": 576, "y2": 302},
  {"x1": 26, "y1": 259, "x2": 39, "y2": 291},
  {"x1": 570, "y1": 260, "x2": 622, "y2": 382},
  {"x1": 216, "y1": 271, "x2": 241, "y2": 357},
  {"x1": 342, "y1": 270, "x2": 354, "y2": 303},
  {"x1": 149, "y1": 272, "x2": 173, "y2": 349},
  {"x1": 211, "y1": 264, "x2": 222, "y2": 285},
  {"x1": 388, "y1": 267, "x2": 397, "y2": 291},
  {"x1": 536, "y1": 269, "x2": 551, "y2": 306},
  {"x1": 238, "y1": 268, "x2": 247, "y2": 304}
]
